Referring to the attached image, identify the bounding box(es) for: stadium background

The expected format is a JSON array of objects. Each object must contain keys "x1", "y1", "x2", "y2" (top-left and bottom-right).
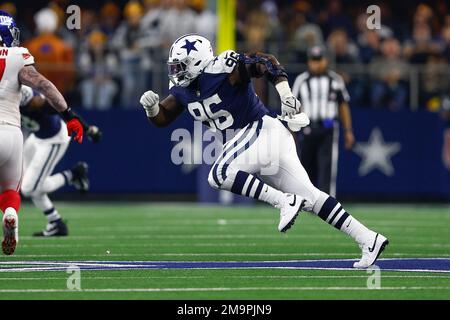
[{"x1": 4, "y1": 0, "x2": 450, "y2": 201}]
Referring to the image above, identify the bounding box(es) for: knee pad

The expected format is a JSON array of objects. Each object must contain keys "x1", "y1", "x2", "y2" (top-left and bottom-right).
[
  {"x1": 0, "y1": 190, "x2": 21, "y2": 213},
  {"x1": 208, "y1": 164, "x2": 239, "y2": 190},
  {"x1": 207, "y1": 168, "x2": 220, "y2": 190}
]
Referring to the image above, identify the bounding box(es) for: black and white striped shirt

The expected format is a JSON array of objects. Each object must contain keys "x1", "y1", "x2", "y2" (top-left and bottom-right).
[{"x1": 292, "y1": 70, "x2": 350, "y2": 122}]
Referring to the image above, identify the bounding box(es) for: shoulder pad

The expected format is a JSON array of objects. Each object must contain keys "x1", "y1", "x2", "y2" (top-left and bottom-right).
[
  {"x1": 16, "y1": 47, "x2": 35, "y2": 66},
  {"x1": 204, "y1": 50, "x2": 239, "y2": 75}
]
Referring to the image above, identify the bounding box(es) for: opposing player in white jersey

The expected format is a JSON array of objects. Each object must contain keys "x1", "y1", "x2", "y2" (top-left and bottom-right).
[
  {"x1": 20, "y1": 85, "x2": 102, "y2": 237},
  {"x1": 0, "y1": 11, "x2": 84, "y2": 255},
  {"x1": 140, "y1": 34, "x2": 389, "y2": 268}
]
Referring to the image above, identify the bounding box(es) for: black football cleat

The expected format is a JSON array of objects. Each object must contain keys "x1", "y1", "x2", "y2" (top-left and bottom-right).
[
  {"x1": 71, "y1": 162, "x2": 89, "y2": 193},
  {"x1": 33, "y1": 220, "x2": 69, "y2": 237}
]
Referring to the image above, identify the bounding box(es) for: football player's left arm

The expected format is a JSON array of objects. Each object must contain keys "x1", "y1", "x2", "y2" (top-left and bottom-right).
[
  {"x1": 336, "y1": 83, "x2": 354, "y2": 150},
  {"x1": 230, "y1": 52, "x2": 304, "y2": 118},
  {"x1": 21, "y1": 86, "x2": 102, "y2": 143},
  {"x1": 18, "y1": 65, "x2": 84, "y2": 143},
  {"x1": 338, "y1": 102, "x2": 355, "y2": 150}
]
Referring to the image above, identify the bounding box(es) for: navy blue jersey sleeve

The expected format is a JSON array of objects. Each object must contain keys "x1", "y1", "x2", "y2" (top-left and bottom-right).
[{"x1": 168, "y1": 83, "x2": 186, "y2": 107}]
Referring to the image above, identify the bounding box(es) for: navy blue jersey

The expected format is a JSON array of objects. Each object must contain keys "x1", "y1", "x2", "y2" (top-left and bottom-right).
[
  {"x1": 169, "y1": 50, "x2": 269, "y2": 136},
  {"x1": 20, "y1": 85, "x2": 61, "y2": 139}
]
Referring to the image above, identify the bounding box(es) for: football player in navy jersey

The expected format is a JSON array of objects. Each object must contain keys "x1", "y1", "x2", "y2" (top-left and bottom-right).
[
  {"x1": 20, "y1": 85, "x2": 102, "y2": 237},
  {"x1": 140, "y1": 34, "x2": 388, "y2": 268}
]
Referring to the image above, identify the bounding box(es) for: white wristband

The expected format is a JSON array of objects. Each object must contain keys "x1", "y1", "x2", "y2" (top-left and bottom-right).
[
  {"x1": 144, "y1": 103, "x2": 160, "y2": 118},
  {"x1": 275, "y1": 81, "x2": 293, "y2": 99}
]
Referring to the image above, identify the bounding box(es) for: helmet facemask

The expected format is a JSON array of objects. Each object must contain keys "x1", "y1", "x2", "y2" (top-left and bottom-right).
[
  {"x1": 167, "y1": 58, "x2": 195, "y2": 88},
  {"x1": 9, "y1": 24, "x2": 20, "y2": 47}
]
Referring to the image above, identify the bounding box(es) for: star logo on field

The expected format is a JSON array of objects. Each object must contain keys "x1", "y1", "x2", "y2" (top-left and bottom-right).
[
  {"x1": 181, "y1": 39, "x2": 198, "y2": 55},
  {"x1": 353, "y1": 127, "x2": 401, "y2": 177}
]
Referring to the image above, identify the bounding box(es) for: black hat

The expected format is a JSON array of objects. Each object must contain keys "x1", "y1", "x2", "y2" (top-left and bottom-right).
[{"x1": 307, "y1": 45, "x2": 326, "y2": 60}]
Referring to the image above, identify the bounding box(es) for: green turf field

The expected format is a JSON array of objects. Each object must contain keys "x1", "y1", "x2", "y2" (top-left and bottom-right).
[{"x1": 0, "y1": 202, "x2": 449, "y2": 299}]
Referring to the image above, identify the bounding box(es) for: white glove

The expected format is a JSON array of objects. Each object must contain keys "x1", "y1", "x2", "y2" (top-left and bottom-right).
[
  {"x1": 275, "y1": 81, "x2": 301, "y2": 117},
  {"x1": 281, "y1": 95, "x2": 302, "y2": 117},
  {"x1": 279, "y1": 112, "x2": 310, "y2": 132},
  {"x1": 140, "y1": 90, "x2": 160, "y2": 118}
]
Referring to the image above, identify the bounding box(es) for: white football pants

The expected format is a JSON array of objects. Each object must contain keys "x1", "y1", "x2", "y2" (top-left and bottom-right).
[
  {"x1": 208, "y1": 115, "x2": 321, "y2": 210},
  {"x1": 21, "y1": 123, "x2": 70, "y2": 199},
  {"x1": 0, "y1": 124, "x2": 23, "y2": 193}
]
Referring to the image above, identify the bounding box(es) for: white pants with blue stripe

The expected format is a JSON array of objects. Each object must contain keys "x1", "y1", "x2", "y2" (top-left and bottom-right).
[
  {"x1": 208, "y1": 115, "x2": 321, "y2": 210},
  {"x1": 21, "y1": 123, "x2": 70, "y2": 199}
]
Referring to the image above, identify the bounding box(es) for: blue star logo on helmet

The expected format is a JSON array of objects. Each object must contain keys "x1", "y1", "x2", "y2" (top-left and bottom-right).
[{"x1": 181, "y1": 39, "x2": 198, "y2": 55}]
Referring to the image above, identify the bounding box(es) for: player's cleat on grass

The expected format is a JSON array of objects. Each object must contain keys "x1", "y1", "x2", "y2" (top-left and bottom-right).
[
  {"x1": 353, "y1": 232, "x2": 389, "y2": 269},
  {"x1": 277, "y1": 194, "x2": 306, "y2": 232},
  {"x1": 2, "y1": 208, "x2": 19, "y2": 255},
  {"x1": 33, "y1": 220, "x2": 68, "y2": 237},
  {"x1": 71, "y1": 162, "x2": 89, "y2": 193}
]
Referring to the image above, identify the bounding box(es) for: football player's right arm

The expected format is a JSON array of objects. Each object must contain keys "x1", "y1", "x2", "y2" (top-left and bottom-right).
[{"x1": 140, "y1": 90, "x2": 184, "y2": 127}]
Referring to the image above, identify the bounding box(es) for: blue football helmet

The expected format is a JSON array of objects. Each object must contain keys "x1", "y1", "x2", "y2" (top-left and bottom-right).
[{"x1": 0, "y1": 10, "x2": 20, "y2": 47}]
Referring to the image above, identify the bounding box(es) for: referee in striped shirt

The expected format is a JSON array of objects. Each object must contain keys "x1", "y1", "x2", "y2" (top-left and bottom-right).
[{"x1": 292, "y1": 45, "x2": 355, "y2": 197}]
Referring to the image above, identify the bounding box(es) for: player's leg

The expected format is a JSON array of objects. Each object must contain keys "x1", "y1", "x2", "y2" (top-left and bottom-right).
[
  {"x1": 0, "y1": 126, "x2": 23, "y2": 255},
  {"x1": 23, "y1": 133, "x2": 37, "y2": 174},
  {"x1": 31, "y1": 194, "x2": 68, "y2": 236},
  {"x1": 21, "y1": 141, "x2": 66, "y2": 198},
  {"x1": 37, "y1": 162, "x2": 89, "y2": 194},
  {"x1": 317, "y1": 128, "x2": 334, "y2": 195},
  {"x1": 208, "y1": 117, "x2": 305, "y2": 232},
  {"x1": 262, "y1": 126, "x2": 388, "y2": 268},
  {"x1": 32, "y1": 138, "x2": 72, "y2": 195},
  {"x1": 22, "y1": 130, "x2": 89, "y2": 199},
  {"x1": 21, "y1": 137, "x2": 71, "y2": 236},
  {"x1": 298, "y1": 130, "x2": 319, "y2": 187}
]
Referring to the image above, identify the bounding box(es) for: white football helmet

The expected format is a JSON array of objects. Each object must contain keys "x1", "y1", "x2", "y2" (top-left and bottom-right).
[{"x1": 167, "y1": 34, "x2": 214, "y2": 87}]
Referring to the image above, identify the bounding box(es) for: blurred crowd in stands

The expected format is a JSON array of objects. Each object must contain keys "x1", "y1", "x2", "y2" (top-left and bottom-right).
[{"x1": 3, "y1": 0, "x2": 450, "y2": 112}]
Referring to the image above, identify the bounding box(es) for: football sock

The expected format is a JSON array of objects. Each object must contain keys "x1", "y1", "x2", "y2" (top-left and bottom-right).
[
  {"x1": 43, "y1": 207, "x2": 62, "y2": 223},
  {"x1": 32, "y1": 194, "x2": 61, "y2": 222},
  {"x1": 231, "y1": 171, "x2": 285, "y2": 207},
  {"x1": 313, "y1": 191, "x2": 370, "y2": 243},
  {"x1": 0, "y1": 190, "x2": 21, "y2": 213},
  {"x1": 62, "y1": 170, "x2": 73, "y2": 184}
]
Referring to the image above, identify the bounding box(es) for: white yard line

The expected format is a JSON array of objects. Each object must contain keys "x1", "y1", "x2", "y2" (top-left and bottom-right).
[
  {"x1": 14, "y1": 242, "x2": 450, "y2": 249},
  {"x1": 1, "y1": 275, "x2": 449, "y2": 281},
  {"x1": 1, "y1": 286, "x2": 450, "y2": 293},
  {"x1": 2, "y1": 253, "x2": 450, "y2": 259},
  {"x1": 17, "y1": 232, "x2": 450, "y2": 241},
  {"x1": 18, "y1": 234, "x2": 345, "y2": 240}
]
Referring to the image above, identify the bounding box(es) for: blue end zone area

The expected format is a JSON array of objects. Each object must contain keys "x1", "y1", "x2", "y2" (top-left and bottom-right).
[{"x1": 1, "y1": 258, "x2": 450, "y2": 273}]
